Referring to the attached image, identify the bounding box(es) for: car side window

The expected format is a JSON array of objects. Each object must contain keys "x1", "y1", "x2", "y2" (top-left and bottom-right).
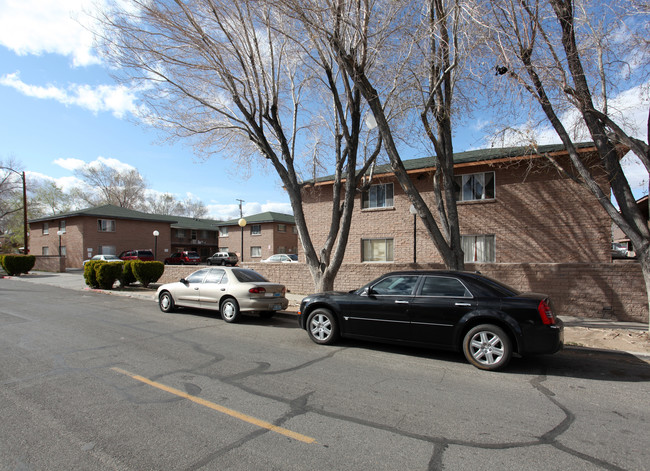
[
  {"x1": 419, "y1": 276, "x2": 472, "y2": 298},
  {"x1": 186, "y1": 269, "x2": 209, "y2": 284},
  {"x1": 371, "y1": 276, "x2": 419, "y2": 296},
  {"x1": 205, "y1": 269, "x2": 225, "y2": 284}
]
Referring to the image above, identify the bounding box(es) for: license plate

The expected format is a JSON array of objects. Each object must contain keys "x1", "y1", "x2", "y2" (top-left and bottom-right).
[
  {"x1": 271, "y1": 304, "x2": 282, "y2": 310},
  {"x1": 273, "y1": 292, "x2": 281, "y2": 297}
]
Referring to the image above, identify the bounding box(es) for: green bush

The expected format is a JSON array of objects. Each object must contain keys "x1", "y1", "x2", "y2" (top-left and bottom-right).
[
  {"x1": 120, "y1": 260, "x2": 137, "y2": 286},
  {"x1": 83, "y1": 260, "x2": 102, "y2": 288},
  {"x1": 96, "y1": 262, "x2": 124, "y2": 290},
  {"x1": 132, "y1": 261, "x2": 164, "y2": 287},
  {"x1": 0, "y1": 254, "x2": 36, "y2": 276}
]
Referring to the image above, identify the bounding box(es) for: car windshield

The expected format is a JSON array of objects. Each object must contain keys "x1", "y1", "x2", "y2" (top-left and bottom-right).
[{"x1": 232, "y1": 268, "x2": 269, "y2": 283}]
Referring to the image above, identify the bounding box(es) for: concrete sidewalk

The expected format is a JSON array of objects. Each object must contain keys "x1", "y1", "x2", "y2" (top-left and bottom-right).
[{"x1": 5, "y1": 269, "x2": 648, "y2": 330}]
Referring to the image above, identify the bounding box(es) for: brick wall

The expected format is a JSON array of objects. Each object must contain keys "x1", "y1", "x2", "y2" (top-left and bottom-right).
[
  {"x1": 300, "y1": 158, "x2": 611, "y2": 264},
  {"x1": 33, "y1": 255, "x2": 66, "y2": 272},
  {"x1": 220, "y1": 222, "x2": 298, "y2": 262},
  {"x1": 157, "y1": 261, "x2": 648, "y2": 323}
]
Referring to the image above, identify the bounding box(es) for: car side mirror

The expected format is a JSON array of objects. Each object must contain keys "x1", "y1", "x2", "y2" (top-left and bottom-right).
[{"x1": 180, "y1": 278, "x2": 188, "y2": 284}]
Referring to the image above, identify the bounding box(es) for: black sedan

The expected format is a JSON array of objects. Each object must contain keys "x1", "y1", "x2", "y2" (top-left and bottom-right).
[{"x1": 298, "y1": 271, "x2": 563, "y2": 371}]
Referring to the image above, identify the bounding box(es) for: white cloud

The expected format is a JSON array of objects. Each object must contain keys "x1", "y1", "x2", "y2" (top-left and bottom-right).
[
  {"x1": 0, "y1": 72, "x2": 138, "y2": 118},
  {"x1": 53, "y1": 158, "x2": 86, "y2": 171},
  {"x1": 205, "y1": 202, "x2": 293, "y2": 221},
  {"x1": 0, "y1": 0, "x2": 105, "y2": 67}
]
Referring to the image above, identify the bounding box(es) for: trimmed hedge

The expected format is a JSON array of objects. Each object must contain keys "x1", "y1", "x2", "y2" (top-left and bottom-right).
[
  {"x1": 84, "y1": 260, "x2": 124, "y2": 289},
  {"x1": 121, "y1": 260, "x2": 137, "y2": 286},
  {"x1": 0, "y1": 254, "x2": 36, "y2": 276},
  {"x1": 132, "y1": 261, "x2": 164, "y2": 287}
]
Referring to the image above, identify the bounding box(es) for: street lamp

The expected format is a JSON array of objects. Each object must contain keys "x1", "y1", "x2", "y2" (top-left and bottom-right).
[
  {"x1": 409, "y1": 204, "x2": 417, "y2": 265},
  {"x1": 238, "y1": 218, "x2": 246, "y2": 262},
  {"x1": 56, "y1": 230, "x2": 63, "y2": 255},
  {"x1": 153, "y1": 230, "x2": 159, "y2": 260}
]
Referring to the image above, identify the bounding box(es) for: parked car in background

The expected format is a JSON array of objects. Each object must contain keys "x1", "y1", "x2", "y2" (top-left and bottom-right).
[
  {"x1": 207, "y1": 251, "x2": 239, "y2": 266},
  {"x1": 164, "y1": 251, "x2": 201, "y2": 265},
  {"x1": 83, "y1": 254, "x2": 122, "y2": 266},
  {"x1": 298, "y1": 270, "x2": 564, "y2": 371},
  {"x1": 119, "y1": 250, "x2": 155, "y2": 261},
  {"x1": 262, "y1": 254, "x2": 299, "y2": 263},
  {"x1": 156, "y1": 267, "x2": 288, "y2": 323}
]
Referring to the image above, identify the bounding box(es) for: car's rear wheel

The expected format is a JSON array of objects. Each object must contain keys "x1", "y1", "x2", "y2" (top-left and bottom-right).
[
  {"x1": 462, "y1": 324, "x2": 512, "y2": 371},
  {"x1": 159, "y1": 291, "x2": 175, "y2": 313},
  {"x1": 221, "y1": 298, "x2": 241, "y2": 323},
  {"x1": 306, "y1": 309, "x2": 339, "y2": 345}
]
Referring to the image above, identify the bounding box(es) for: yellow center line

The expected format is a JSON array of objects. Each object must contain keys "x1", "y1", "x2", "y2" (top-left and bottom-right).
[{"x1": 111, "y1": 367, "x2": 316, "y2": 444}]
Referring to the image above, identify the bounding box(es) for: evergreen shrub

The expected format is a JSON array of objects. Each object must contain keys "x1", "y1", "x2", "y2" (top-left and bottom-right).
[
  {"x1": 96, "y1": 262, "x2": 124, "y2": 289},
  {"x1": 132, "y1": 261, "x2": 164, "y2": 287},
  {"x1": 0, "y1": 254, "x2": 36, "y2": 276}
]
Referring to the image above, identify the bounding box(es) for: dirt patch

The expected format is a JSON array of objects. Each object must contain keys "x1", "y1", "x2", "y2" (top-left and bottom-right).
[{"x1": 565, "y1": 327, "x2": 650, "y2": 354}]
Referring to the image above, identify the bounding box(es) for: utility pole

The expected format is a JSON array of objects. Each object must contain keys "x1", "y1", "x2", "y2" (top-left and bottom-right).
[{"x1": 236, "y1": 199, "x2": 245, "y2": 263}]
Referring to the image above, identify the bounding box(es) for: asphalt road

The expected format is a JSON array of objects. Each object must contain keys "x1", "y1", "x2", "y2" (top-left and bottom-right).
[{"x1": 1, "y1": 280, "x2": 649, "y2": 470}]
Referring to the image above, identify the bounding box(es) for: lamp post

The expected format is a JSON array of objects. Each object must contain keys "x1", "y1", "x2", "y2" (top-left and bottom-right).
[
  {"x1": 153, "y1": 230, "x2": 159, "y2": 260},
  {"x1": 238, "y1": 218, "x2": 246, "y2": 262},
  {"x1": 409, "y1": 204, "x2": 417, "y2": 265},
  {"x1": 56, "y1": 230, "x2": 63, "y2": 255}
]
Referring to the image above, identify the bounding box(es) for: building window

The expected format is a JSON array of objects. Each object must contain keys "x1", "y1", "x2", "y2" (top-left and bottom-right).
[
  {"x1": 251, "y1": 225, "x2": 261, "y2": 235},
  {"x1": 176, "y1": 229, "x2": 185, "y2": 238},
  {"x1": 362, "y1": 238, "x2": 394, "y2": 262},
  {"x1": 455, "y1": 172, "x2": 495, "y2": 202},
  {"x1": 59, "y1": 220, "x2": 66, "y2": 233},
  {"x1": 278, "y1": 224, "x2": 286, "y2": 232},
  {"x1": 220, "y1": 247, "x2": 229, "y2": 252},
  {"x1": 462, "y1": 235, "x2": 495, "y2": 263},
  {"x1": 97, "y1": 219, "x2": 116, "y2": 232},
  {"x1": 362, "y1": 183, "x2": 394, "y2": 209},
  {"x1": 278, "y1": 247, "x2": 286, "y2": 254},
  {"x1": 191, "y1": 230, "x2": 197, "y2": 240},
  {"x1": 219, "y1": 227, "x2": 228, "y2": 237},
  {"x1": 251, "y1": 246, "x2": 262, "y2": 258},
  {"x1": 43, "y1": 223, "x2": 49, "y2": 235},
  {"x1": 200, "y1": 230, "x2": 209, "y2": 239},
  {"x1": 98, "y1": 245, "x2": 116, "y2": 255},
  {"x1": 42, "y1": 246, "x2": 49, "y2": 255}
]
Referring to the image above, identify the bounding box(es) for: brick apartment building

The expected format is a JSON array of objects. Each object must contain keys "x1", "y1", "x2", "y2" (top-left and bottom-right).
[
  {"x1": 217, "y1": 212, "x2": 299, "y2": 262},
  {"x1": 300, "y1": 142, "x2": 615, "y2": 265}
]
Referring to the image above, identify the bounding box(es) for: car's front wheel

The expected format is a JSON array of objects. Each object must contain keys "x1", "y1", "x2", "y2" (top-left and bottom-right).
[
  {"x1": 462, "y1": 324, "x2": 512, "y2": 371},
  {"x1": 221, "y1": 298, "x2": 241, "y2": 323},
  {"x1": 159, "y1": 291, "x2": 175, "y2": 313},
  {"x1": 306, "y1": 309, "x2": 339, "y2": 345}
]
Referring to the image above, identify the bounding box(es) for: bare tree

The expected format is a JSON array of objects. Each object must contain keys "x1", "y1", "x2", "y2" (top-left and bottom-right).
[
  {"x1": 72, "y1": 162, "x2": 147, "y2": 210},
  {"x1": 287, "y1": 0, "x2": 482, "y2": 270},
  {"x1": 95, "y1": 0, "x2": 380, "y2": 291},
  {"x1": 31, "y1": 180, "x2": 74, "y2": 216},
  {"x1": 485, "y1": 0, "x2": 650, "y2": 328}
]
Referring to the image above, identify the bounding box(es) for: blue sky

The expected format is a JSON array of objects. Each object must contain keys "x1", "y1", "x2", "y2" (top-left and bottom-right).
[{"x1": 0, "y1": 1, "x2": 647, "y2": 221}]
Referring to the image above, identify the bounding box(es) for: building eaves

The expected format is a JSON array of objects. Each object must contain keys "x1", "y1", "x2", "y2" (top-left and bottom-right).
[{"x1": 307, "y1": 142, "x2": 596, "y2": 185}]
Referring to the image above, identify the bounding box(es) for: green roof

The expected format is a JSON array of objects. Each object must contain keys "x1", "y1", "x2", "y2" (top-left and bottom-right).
[
  {"x1": 220, "y1": 211, "x2": 295, "y2": 227},
  {"x1": 29, "y1": 204, "x2": 293, "y2": 231},
  {"x1": 28, "y1": 204, "x2": 177, "y2": 224},
  {"x1": 309, "y1": 142, "x2": 595, "y2": 184}
]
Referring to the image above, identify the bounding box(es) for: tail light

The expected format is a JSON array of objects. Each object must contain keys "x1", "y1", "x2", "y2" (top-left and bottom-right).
[
  {"x1": 538, "y1": 300, "x2": 556, "y2": 325},
  {"x1": 249, "y1": 287, "x2": 267, "y2": 294}
]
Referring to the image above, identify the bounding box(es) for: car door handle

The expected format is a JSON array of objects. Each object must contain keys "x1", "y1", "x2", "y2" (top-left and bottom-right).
[
  {"x1": 395, "y1": 300, "x2": 409, "y2": 304},
  {"x1": 455, "y1": 302, "x2": 472, "y2": 307},
  {"x1": 194, "y1": 287, "x2": 199, "y2": 291}
]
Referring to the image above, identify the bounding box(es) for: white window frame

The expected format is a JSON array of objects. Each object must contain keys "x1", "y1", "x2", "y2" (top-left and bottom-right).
[
  {"x1": 278, "y1": 224, "x2": 286, "y2": 232},
  {"x1": 455, "y1": 172, "x2": 495, "y2": 202},
  {"x1": 59, "y1": 220, "x2": 66, "y2": 233},
  {"x1": 219, "y1": 227, "x2": 229, "y2": 237},
  {"x1": 462, "y1": 235, "x2": 495, "y2": 263},
  {"x1": 251, "y1": 225, "x2": 261, "y2": 236},
  {"x1": 250, "y1": 246, "x2": 262, "y2": 258},
  {"x1": 42, "y1": 246, "x2": 49, "y2": 255},
  {"x1": 98, "y1": 245, "x2": 117, "y2": 255},
  {"x1": 97, "y1": 219, "x2": 116, "y2": 232},
  {"x1": 362, "y1": 238, "x2": 394, "y2": 262},
  {"x1": 43, "y1": 223, "x2": 49, "y2": 235},
  {"x1": 362, "y1": 183, "x2": 394, "y2": 209}
]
